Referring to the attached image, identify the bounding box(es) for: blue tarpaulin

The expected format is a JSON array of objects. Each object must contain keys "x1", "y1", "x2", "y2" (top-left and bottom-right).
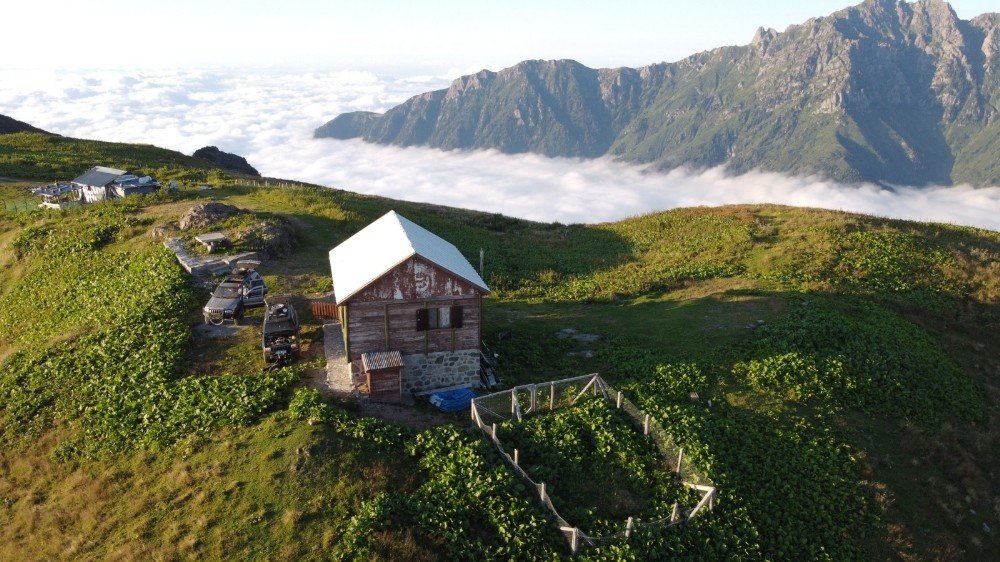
[{"x1": 429, "y1": 387, "x2": 476, "y2": 412}]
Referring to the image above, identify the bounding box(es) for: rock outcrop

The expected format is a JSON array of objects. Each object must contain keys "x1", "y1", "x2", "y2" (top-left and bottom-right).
[
  {"x1": 231, "y1": 222, "x2": 293, "y2": 258},
  {"x1": 178, "y1": 202, "x2": 242, "y2": 230},
  {"x1": 192, "y1": 146, "x2": 261, "y2": 177}
]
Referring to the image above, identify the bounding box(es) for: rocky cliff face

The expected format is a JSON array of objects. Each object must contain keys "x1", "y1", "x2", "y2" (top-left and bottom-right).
[
  {"x1": 192, "y1": 146, "x2": 261, "y2": 177},
  {"x1": 316, "y1": 0, "x2": 1000, "y2": 186}
]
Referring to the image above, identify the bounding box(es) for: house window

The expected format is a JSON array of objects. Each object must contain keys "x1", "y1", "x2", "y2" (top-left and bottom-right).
[{"x1": 416, "y1": 305, "x2": 464, "y2": 331}]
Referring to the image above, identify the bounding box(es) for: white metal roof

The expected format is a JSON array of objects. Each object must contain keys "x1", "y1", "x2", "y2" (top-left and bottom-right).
[
  {"x1": 71, "y1": 166, "x2": 128, "y2": 187},
  {"x1": 329, "y1": 210, "x2": 489, "y2": 304},
  {"x1": 94, "y1": 166, "x2": 127, "y2": 175}
]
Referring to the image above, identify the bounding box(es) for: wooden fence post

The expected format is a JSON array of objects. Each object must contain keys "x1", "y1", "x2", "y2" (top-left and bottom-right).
[
  {"x1": 625, "y1": 516, "x2": 634, "y2": 538},
  {"x1": 570, "y1": 527, "x2": 579, "y2": 554},
  {"x1": 539, "y1": 482, "x2": 546, "y2": 501},
  {"x1": 676, "y1": 447, "x2": 684, "y2": 475},
  {"x1": 513, "y1": 448, "x2": 519, "y2": 467},
  {"x1": 671, "y1": 502, "x2": 679, "y2": 523},
  {"x1": 491, "y1": 423, "x2": 497, "y2": 441},
  {"x1": 616, "y1": 391, "x2": 622, "y2": 409},
  {"x1": 643, "y1": 414, "x2": 650, "y2": 435},
  {"x1": 549, "y1": 383, "x2": 555, "y2": 410}
]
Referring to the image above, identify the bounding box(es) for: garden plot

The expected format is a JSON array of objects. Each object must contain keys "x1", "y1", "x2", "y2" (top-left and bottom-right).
[{"x1": 471, "y1": 374, "x2": 716, "y2": 553}]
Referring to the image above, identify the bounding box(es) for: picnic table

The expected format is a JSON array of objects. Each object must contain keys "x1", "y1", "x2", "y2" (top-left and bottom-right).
[{"x1": 194, "y1": 231, "x2": 230, "y2": 252}]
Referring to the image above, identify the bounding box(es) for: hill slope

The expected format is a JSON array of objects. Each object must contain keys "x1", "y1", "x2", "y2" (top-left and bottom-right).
[
  {"x1": 0, "y1": 136, "x2": 997, "y2": 559},
  {"x1": 318, "y1": 0, "x2": 1000, "y2": 186},
  {"x1": 0, "y1": 132, "x2": 232, "y2": 184},
  {"x1": 0, "y1": 114, "x2": 49, "y2": 135}
]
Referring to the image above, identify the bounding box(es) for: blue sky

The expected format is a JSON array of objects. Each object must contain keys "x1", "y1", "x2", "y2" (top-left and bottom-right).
[{"x1": 4, "y1": 0, "x2": 997, "y2": 72}]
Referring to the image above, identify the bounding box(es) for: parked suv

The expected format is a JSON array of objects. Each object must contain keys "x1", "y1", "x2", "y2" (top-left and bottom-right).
[
  {"x1": 203, "y1": 261, "x2": 268, "y2": 324},
  {"x1": 262, "y1": 296, "x2": 300, "y2": 362}
]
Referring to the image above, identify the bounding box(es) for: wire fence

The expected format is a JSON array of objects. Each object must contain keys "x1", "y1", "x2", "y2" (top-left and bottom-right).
[
  {"x1": 2, "y1": 198, "x2": 37, "y2": 212},
  {"x1": 471, "y1": 374, "x2": 717, "y2": 554}
]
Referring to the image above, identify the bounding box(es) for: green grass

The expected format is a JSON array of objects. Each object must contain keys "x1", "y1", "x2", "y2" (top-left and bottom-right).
[
  {"x1": 0, "y1": 132, "x2": 234, "y2": 185},
  {"x1": 0, "y1": 147, "x2": 997, "y2": 559},
  {"x1": 497, "y1": 397, "x2": 698, "y2": 534},
  {"x1": 0, "y1": 200, "x2": 297, "y2": 456},
  {"x1": 0, "y1": 414, "x2": 436, "y2": 560}
]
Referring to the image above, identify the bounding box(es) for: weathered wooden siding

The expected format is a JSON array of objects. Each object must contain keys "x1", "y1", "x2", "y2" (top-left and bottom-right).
[
  {"x1": 367, "y1": 367, "x2": 403, "y2": 403},
  {"x1": 347, "y1": 297, "x2": 480, "y2": 362},
  {"x1": 348, "y1": 256, "x2": 481, "y2": 303},
  {"x1": 338, "y1": 253, "x2": 486, "y2": 365}
]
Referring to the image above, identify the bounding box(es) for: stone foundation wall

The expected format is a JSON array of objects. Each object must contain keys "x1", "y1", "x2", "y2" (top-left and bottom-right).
[{"x1": 401, "y1": 349, "x2": 480, "y2": 393}]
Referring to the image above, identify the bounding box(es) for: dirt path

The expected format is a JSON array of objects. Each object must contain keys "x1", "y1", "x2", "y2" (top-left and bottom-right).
[
  {"x1": 321, "y1": 323, "x2": 360, "y2": 396},
  {"x1": 309, "y1": 321, "x2": 454, "y2": 429}
]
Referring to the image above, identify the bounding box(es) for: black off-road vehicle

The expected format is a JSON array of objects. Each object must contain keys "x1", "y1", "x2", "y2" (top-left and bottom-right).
[{"x1": 262, "y1": 296, "x2": 300, "y2": 362}]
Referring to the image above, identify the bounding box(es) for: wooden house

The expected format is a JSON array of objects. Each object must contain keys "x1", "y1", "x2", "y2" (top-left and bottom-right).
[{"x1": 329, "y1": 211, "x2": 489, "y2": 396}]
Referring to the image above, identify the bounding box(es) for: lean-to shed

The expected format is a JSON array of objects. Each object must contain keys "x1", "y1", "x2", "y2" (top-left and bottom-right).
[{"x1": 329, "y1": 211, "x2": 489, "y2": 394}]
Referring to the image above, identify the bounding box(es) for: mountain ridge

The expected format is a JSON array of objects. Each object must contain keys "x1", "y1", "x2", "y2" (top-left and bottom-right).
[
  {"x1": 316, "y1": 0, "x2": 1000, "y2": 186},
  {"x1": 0, "y1": 114, "x2": 50, "y2": 135}
]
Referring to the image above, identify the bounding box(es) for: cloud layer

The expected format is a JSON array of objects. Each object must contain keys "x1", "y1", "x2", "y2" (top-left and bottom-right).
[{"x1": 1, "y1": 68, "x2": 997, "y2": 230}]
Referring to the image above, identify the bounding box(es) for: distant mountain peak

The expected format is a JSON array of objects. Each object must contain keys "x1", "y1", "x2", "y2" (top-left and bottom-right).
[
  {"x1": 315, "y1": 0, "x2": 1000, "y2": 186},
  {"x1": 751, "y1": 27, "x2": 778, "y2": 47}
]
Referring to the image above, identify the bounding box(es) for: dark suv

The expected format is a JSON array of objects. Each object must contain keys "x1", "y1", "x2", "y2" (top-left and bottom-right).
[
  {"x1": 262, "y1": 296, "x2": 300, "y2": 362},
  {"x1": 203, "y1": 261, "x2": 268, "y2": 324}
]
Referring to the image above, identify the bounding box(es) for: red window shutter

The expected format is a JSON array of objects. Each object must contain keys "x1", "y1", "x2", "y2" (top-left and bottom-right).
[
  {"x1": 450, "y1": 305, "x2": 464, "y2": 328},
  {"x1": 416, "y1": 308, "x2": 429, "y2": 331}
]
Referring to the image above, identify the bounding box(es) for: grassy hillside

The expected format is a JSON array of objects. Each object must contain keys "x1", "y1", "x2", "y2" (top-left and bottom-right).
[
  {"x1": 0, "y1": 132, "x2": 238, "y2": 185},
  {"x1": 0, "y1": 155, "x2": 997, "y2": 559},
  {"x1": 0, "y1": 115, "x2": 48, "y2": 135}
]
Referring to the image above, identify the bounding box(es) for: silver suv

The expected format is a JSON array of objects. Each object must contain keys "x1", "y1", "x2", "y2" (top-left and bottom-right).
[{"x1": 203, "y1": 261, "x2": 268, "y2": 324}]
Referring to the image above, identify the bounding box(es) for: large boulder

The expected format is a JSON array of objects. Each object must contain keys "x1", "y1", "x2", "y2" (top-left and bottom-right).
[
  {"x1": 192, "y1": 146, "x2": 261, "y2": 177},
  {"x1": 232, "y1": 222, "x2": 293, "y2": 258},
  {"x1": 178, "y1": 202, "x2": 242, "y2": 230}
]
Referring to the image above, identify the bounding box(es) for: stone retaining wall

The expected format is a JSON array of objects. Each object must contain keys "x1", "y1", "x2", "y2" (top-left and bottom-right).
[
  {"x1": 162, "y1": 237, "x2": 258, "y2": 276},
  {"x1": 402, "y1": 349, "x2": 480, "y2": 393}
]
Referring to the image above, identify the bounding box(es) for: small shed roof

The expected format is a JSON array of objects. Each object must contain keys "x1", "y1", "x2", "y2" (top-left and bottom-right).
[
  {"x1": 361, "y1": 350, "x2": 404, "y2": 372},
  {"x1": 329, "y1": 210, "x2": 489, "y2": 304},
  {"x1": 72, "y1": 166, "x2": 127, "y2": 187}
]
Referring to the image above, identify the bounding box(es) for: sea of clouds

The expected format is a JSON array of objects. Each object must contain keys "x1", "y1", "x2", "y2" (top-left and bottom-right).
[{"x1": 0, "y1": 67, "x2": 997, "y2": 230}]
